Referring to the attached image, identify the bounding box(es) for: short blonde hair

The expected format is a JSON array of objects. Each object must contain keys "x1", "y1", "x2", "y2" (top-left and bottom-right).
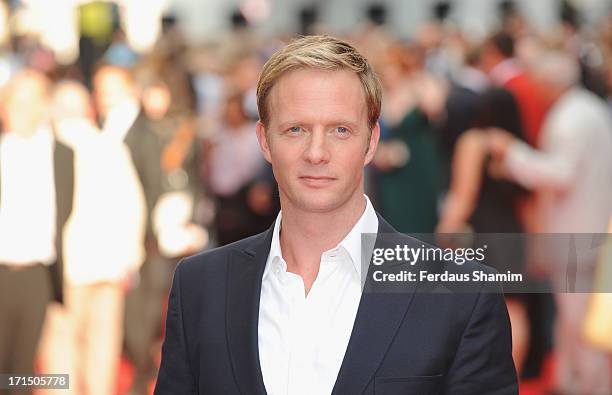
[{"x1": 256, "y1": 35, "x2": 382, "y2": 130}]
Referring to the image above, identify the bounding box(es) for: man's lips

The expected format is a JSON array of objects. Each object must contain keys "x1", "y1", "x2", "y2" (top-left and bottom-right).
[{"x1": 299, "y1": 175, "x2": 337, "y2": 187}]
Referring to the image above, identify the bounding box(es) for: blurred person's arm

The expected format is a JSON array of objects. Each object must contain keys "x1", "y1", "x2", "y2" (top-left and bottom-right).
[
  {"x1": 437, "y1": 129, "x2": 486, "y2": 233},
  {"x1": 155, "y1": 261, "x2": 197, "y2": 394},
  {"x1": 161, "y1": 117, "x2": 197, "y2": 173},
  {"x1": 491, "y1": 125, "x2": 582, "y2": 192},
  {"x1": 372, "y1": 109, "x2": 428, "y2": 172},
  {"x1": 145, "y1": 133, "x2": 165, "y2": 217}
]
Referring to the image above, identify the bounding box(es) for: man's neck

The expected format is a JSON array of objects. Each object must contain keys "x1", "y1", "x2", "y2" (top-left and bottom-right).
[{"x1": 278, "y1": 192, "x2": 367, "y2": 294}]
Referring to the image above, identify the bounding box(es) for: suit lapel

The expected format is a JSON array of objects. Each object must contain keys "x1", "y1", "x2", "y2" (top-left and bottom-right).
[
  {"x1": 226, "y1": 229, "x2": 272, "y2": 395},
  {"x1": 332, "y1": 216, "x2": 418, "y2": 395}
]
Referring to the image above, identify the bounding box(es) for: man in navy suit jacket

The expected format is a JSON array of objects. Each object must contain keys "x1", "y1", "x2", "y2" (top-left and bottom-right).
[{"x1": 155, "y1": 35, "x2": 517, "y2": 395}]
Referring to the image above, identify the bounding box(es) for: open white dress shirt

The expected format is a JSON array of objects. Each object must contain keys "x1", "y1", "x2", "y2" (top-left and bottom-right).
[{"x1": 258, "y1": 195, "x2": 378, "y2": 395}]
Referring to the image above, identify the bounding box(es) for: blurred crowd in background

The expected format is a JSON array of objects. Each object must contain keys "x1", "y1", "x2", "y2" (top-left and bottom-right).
[{"x1": 0, "y1": 0, "x2": 611, "y2": 394}]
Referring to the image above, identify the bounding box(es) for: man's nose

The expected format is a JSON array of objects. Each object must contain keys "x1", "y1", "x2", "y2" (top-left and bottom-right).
[{"x1": 303, "y1": 129, "x2": 330, "y2": 165}]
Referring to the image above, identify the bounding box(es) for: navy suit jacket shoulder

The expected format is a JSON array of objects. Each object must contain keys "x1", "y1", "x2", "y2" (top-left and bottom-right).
[{"x1": 155, "y1": 216, "x2": 518, "y2": 395}]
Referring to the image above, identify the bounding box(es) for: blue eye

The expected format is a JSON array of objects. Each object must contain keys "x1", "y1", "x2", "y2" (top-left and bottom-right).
[
  {"x1": 289, "y1": 126, "x2": 302, "y2": 133},
  {"x1": 336, "y1": 126, "x2": 349, "y2": 134}
]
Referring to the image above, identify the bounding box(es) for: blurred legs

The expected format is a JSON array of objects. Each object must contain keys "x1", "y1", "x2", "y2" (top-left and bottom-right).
[
  {"x1": 39, "y1": 283, "x2": 123, "y2": 395},
  {"x1": 555, "y1": 293, "x2": 611, "y2": 395},
  {"x1": 0, "y1": 265, "x2": 49, "y2": 395}
]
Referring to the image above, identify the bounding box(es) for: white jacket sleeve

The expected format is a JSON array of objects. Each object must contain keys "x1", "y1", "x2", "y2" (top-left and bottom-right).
[{"x1": 505, "y1": 123, "x2": 583, "y2": 192}]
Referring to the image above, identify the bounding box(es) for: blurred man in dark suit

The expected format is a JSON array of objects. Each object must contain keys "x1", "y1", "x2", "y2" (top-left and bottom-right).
[{"x1": 0, "y1": 70, "x2": 74, "y2": 395}]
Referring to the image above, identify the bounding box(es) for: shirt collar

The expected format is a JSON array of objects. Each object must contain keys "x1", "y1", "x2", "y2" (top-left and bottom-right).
[{"x1": 263, "y1": 195, "x2": 379, "y2": 281}]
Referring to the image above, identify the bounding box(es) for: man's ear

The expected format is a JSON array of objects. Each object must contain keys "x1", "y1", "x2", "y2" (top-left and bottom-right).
[
  {"x1": 256, "y1": 120, "x2": 272, "y2": 164},
  {"x1": 364, "y1": 121, "x2": 381, "y2": 166}
]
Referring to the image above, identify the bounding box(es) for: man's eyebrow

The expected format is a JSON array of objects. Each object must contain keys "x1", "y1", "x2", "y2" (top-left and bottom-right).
[
  {"x1": 276, "y1": 120, "x2": 302, "y2": 130},
  {"x1": 329, "y1": 120, "x2": 361, "y2": 129},
  {"x1": 275, "y1": 119, "x2": 362, "y2": 130}
]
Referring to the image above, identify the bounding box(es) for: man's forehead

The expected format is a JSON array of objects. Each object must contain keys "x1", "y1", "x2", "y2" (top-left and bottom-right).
[
  {"x1": 273, "y1": 67, "x2": 362, "y2": 90},
  {"x1": 267, "y1": 68, "x2": 368, "y2": 125}
]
